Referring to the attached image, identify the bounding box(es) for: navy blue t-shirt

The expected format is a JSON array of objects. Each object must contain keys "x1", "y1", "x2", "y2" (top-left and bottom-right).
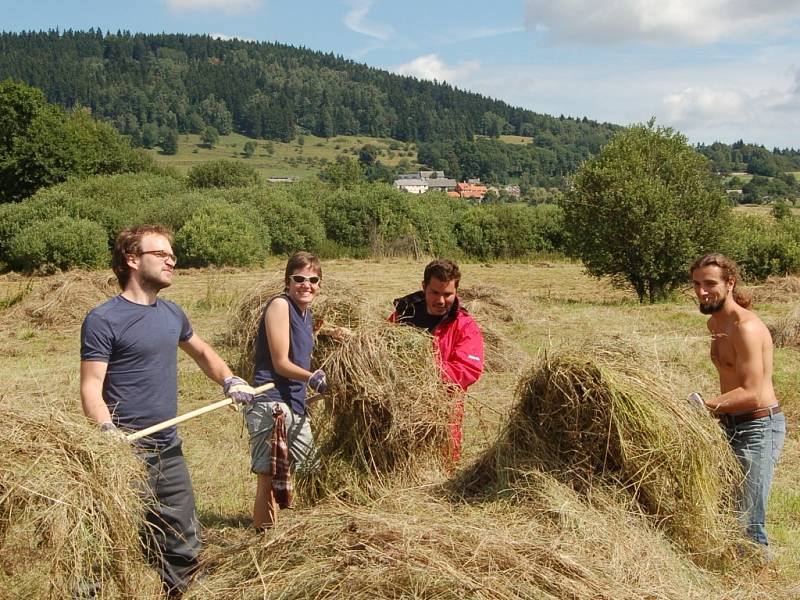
[
  {"x1": 80, "y1": 295, "x2": 193, "y2": 449},
  {"x1": 252, "y1": 293, "x2": 313, "y2": 415}
]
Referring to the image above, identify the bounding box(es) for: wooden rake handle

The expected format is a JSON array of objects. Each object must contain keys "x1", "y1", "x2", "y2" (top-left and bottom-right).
[{"x1": 126, "y1": 382, "x2": 275, "y2": 442}]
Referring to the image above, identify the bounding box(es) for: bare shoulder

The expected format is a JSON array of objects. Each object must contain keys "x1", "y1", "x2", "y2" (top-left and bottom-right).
[
  {"x1": 265, "y1": 296, "x2": 289, "y2": 316},
  {"x1": 733, "y1": 309, "x2": 770, "y2": 342}
]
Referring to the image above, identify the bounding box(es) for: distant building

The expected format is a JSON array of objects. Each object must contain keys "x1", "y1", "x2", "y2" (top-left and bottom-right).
[
  {"x1": 425, "y1": 177, "x2": 457, "y2": 192},
  {"x1": 267, "y1": 176, "x2": 296, "y2": 183},
  {"x1": 456, "y1": 182, "x2": 488, "y2": 200},
  {"x1": 393, "y1": 178, "x2": 428, "y2": 194}
]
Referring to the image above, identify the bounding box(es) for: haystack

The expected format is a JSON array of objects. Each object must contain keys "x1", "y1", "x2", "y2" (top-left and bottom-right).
[
  {"x1": 0, "y1": 407, "x2": 157, "y2": 599},
  {"x1": 457, "y1": 347, "x2": 742, "y2": 561},
  {"x1": 298, "y1": 322, "x2": 453, "y2": 502},
  {"x1": 769, "y1": 306, "x2": 800, "y2": 348},
  {"x1": 224, "y1": 276, "x2": 369, "y2": 379},
  {"x1": 458, "y1": 284, "x2": 527, "y2": 373},
  {"x1": 751, "y1": 275, "x2": 800, "y2": 304},
  {"x1": 186, "y1": 488, "x2": 755, "y2": 600},
  {"x1": 0, "y1": 270, "x2": 117, "y2": 329}
]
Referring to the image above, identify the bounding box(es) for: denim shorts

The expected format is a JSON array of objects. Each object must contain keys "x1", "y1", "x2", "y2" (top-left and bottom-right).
[{"x1": 244, "y1": 401, "x2": 316, "y2": 475}]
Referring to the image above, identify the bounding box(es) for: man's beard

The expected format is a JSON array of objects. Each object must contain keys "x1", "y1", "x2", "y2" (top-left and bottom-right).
[
  {"x1": 699, "y1": 297, "x2": 725, "y2": 314},
  {"x1": 141, "y1": 271, "x2": 172, "y2": 292}
]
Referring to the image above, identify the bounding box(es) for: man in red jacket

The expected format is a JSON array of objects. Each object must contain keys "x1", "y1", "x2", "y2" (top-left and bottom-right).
[{"x1": 389, "y1": 259, "x2": 484, "y2": 461}]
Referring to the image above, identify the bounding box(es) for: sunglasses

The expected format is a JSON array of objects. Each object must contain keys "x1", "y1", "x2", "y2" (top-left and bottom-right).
[
  {"x1": 290, "y1": 274, "x2": 321, "y2": 285},
  {"x1": 139, "y1": 250, "x2": 177, "y2": 263}
]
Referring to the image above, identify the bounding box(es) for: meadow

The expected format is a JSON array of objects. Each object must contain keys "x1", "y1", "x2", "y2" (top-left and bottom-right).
[
  {"x1": 146, "y1": 133, "x2": 420, "y2": 178},
  {"x1": 1, "y1": 258, "x2": 798, "y2": 598}
]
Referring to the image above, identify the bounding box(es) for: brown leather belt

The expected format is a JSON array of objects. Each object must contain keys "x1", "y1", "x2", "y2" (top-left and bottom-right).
[{"x1": 717, "y1": 406, "x2": 782, "y2": 427}]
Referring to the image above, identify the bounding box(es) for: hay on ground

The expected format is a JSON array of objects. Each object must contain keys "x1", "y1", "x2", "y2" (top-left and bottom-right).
[
  {"x1": 457, "y1": 347, "x2": 743, "y2": 562},
  {"x1": 458, "y1": 283, "x2": 518, "y2": 323},
  {"x1": 0, "y1": 407, "x2": 158, "y2": 599},
  {"x1": 224, "y1": 276, "x2": 369, "y2": 379},
  {"x1": 186, "y1": 487, "x2": 759, "y2": 600},
  {"x1": 769, "y1": 307, "x2": 800, "y2": 348},
  {"x1": 478, "y1": 322, "x2": 528, "y2": 373},
  {"x1": 0, "y1": 270, "x2": 117, "y2": 329},
  {"x1": 750, "y1": 275, "x2": 800, "y2": 304},
  {"x1": 298, "y1": 322, "x2": 453, "y2": 502}
]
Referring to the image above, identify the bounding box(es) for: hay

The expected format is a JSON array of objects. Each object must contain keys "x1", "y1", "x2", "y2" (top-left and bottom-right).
[
  {"x1": 458, "y1": 283, "x2": 517, "y2": 323},
  {"x1": 769, "y1": 306, "x2": 800, "y2": 348},
  {"x1": 0, "y1": 407, "x2": 157, "y2": 599},
  {"x1": 479, "y1": 322, "x2": 528, "y2": 373},
  {"x1": 224, "y1": 276, "x2": 369, "y2": 380},
  {"x1": 750, "y1": 275, "x2": 800, "y2": 304},
  {"x1": 457, "y1": 347, "x2": 743, "y2": 562},
  {"x1": 298, "y1": 322, "x2": 453, "y2": 502},
  {"x1": 186, "y1": 488, "x2": 756, "y2": 600},
  {"x1": 0, "y1": 270, "x2": 117, "y2": 329}
]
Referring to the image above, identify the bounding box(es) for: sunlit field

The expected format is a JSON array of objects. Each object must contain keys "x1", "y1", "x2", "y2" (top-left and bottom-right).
[{"x1": 2, "y1": 258, "x2": 798, "y2": 598}]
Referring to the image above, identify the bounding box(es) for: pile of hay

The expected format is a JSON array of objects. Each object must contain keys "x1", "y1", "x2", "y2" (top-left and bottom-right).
[
  {"x1": 298, "y1": 322, "x2": 453, "y2": 502},
  {"x1": 769, "y1": 307, "x2": 800, "y2": 348},
  {"x1": 0, "y1": 407, "x2": 157, "y2": 598},
  {"x1": 457, "y1": 347, "x2": 742, "y2": 562},
  {"x1": 224, "y1": 276, "x2": 369, "y2": 379},
  {"x1": 0, "y1": 271, "x2": 117, "y2": 329},
  {"x1": 186, "y1": 488, "x2": 756, "y2": 600},
  {"x1": 458, "y1": 284, "x2": 527, "y2": 373},
  {"x1": 751, "y1": 275, "x2": 800, "y2": 304}
]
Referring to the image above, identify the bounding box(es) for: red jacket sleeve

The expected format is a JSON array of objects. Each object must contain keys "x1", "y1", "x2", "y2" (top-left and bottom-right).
[{"x1": 438, "y1": 316, "x2": 484, "y2": 391}]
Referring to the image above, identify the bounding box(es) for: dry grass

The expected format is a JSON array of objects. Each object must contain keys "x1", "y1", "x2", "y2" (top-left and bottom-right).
[
  {"x1": 751, "y1": 276, "x2": 800, "y2": 304},
  {"x1": 769, "y1": 307, "x2": 800, "y2": 348},
  {"x1": 457, "y1": 344, "x2": 744, "y2": 564},
  {"x1": 0, "y1": 271, "x2": 117, "y2": 329},
  {"x1": 299, "y1": 322, "x2": 453, "y2": 503},
  {"x1": 0, "y1": 406, "x2": 159, "y2": 599},
  {"x1": 186, "y1": 486, "x2": 766, "y2": 600}
]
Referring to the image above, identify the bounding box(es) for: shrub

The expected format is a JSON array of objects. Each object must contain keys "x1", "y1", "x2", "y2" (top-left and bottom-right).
[
  {"x1": 187, "y1": 160, "x2": 260, "y2": 189},
  {"x1": 6, "y1": 217, "x2": 109, "y2": 272},
  {"x1": 174, "y1": 202, "x2": 268, "y2": 267},
  {"x1": 723, "y1": 214, "x2": 800, "y2": 280}
]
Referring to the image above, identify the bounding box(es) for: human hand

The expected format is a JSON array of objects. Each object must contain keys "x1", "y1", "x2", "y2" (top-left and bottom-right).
[
  {"x1": 99, "y1": 421, "x2": 128, "y2": 443},
  {"x1": 224, "y1": 376, "x2": 256, "y2": 405},
  {"x1": 308, "y1": 369, "x2": 328, "y2": 393}
]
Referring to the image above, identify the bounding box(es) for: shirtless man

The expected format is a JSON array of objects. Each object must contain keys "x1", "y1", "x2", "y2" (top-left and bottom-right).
[{"x1": 690, "y1": 253, "x2": 786, "y2": 549}]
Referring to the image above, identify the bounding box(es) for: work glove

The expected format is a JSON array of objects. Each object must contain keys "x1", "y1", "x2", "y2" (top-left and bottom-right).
[
  {"x1": 99, "y1": 421, "x2": 128, "y2": 443},
  {"x1": 224, "y1": 376, "x2": 256, "y2": 405},
  {"x1": 308, "y1": 369, "x2": 328, "y2": 394},
  {"x1": 687, "y1": 392, "x2": 705, "y2": 409}
]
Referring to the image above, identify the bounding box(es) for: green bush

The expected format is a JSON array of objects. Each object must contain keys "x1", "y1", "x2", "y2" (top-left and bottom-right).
[
  {"x1": 174, "y1": 202, "x2": 268, "y2": 267},
  {"x1": 723, "y1": 214, "x2": 800, "y2": 280},
  {"x1": 454, "y1": 205, "x2": 504, "y2": 260},
  {"x1": 0, "y1": 199, "x2": 68, "y2": 265},
  {"x1": 6, "y1": 216, "x2": 109, "y2": 272},
  {"x1": 187, "y1": 160, "x2": 260, "y2": 189}
]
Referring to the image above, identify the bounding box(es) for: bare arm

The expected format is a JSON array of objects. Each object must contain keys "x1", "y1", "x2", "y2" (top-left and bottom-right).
[
  {"x1": 179, "y1": 333, "x2": 234, "y2": 385},
  {"x1": 265, "y1": 298, "x2": 313, "y2": 381},
  {"x1": 708, "y1": 320, "x2": 765, "y2": 412},
  {"x1": 80, "y1": 360, "x2": 112, "y2": 424}
]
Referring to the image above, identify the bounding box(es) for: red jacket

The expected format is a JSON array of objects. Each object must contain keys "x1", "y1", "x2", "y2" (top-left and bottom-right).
[{"x1": 389, "y1": 292, "x2": 484, "y2": 391}]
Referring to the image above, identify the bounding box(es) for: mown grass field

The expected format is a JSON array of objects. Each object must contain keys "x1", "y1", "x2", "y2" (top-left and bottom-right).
[
  {"x1": 145, "y1": 132, "x2": 420, "y2": 178},
  {"x1": 1, "y1": 259, "x2": 799, "y2": 598}
]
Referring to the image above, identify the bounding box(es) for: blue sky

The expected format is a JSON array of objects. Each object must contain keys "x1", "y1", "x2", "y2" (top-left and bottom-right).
[{"x1": 4, "y1": 0, "x2": 800, "y2": 148}]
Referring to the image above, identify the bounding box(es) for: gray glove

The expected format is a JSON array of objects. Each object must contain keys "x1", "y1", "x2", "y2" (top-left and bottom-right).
[
  {"x1": 224, "y1": 376, "x2": 256, "y2": 405},
  {"x1": 308, "y1": 369, "x2": 328, "y2": 393},
  {"x1": 99, "y1": 421, "x2": 128, "y2": 443}
]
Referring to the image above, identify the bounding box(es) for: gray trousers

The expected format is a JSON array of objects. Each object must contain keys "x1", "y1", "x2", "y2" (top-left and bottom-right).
[{"x1": 140, "y1": 440, "x2": 202, "y2": 596}]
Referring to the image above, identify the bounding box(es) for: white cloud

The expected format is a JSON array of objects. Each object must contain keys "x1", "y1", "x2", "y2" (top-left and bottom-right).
[
  {"x1": 343, "y1": 0, "x2": 393, "y2": 41},
  {"x1": 393, "y1": 54, "x2": 481, "y2": 84},
  {"x1": 523, "y1": 0, "x2": 800, "y2": 44},
  {"x1": 165, "y1": 0, "x2": 262, "y2": 13},
  {"x1": 209, "y1": 33, "x2": 257, "y2": 42},
  {"x1": 663, "y1": 87, "x2": 747, "y2": 125}
]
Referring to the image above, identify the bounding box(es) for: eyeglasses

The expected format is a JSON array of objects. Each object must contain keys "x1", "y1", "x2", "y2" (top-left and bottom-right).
[
  {"x1": 290, "y1": 274, "x2": 321, "y2": 285},
  {"x1": 139, "y1": 250, "x2": 177, "y2": 263}
]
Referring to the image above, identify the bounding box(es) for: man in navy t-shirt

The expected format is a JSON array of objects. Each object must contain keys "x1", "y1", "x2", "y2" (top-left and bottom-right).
[{"x1": 80, "y1": 225, "x2": 255, "y2": 598}]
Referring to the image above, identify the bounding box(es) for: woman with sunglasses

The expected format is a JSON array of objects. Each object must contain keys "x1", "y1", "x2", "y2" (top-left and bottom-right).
[{"x1": 244, "y1": 251, "x2": 328, "y2": 530}]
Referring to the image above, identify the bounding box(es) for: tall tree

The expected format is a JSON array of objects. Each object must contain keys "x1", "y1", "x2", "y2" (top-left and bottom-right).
[{"x1": 561, "y1": 120, "x2": 730, "y2": 303}]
